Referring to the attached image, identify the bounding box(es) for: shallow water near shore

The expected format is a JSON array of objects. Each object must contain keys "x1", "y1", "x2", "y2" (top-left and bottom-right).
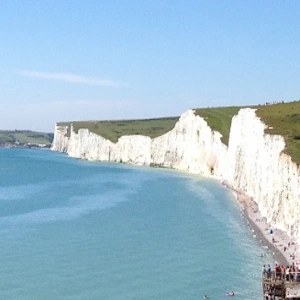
[{"x1": 0, "y1": 149, "x2": 273, "y2": 299}]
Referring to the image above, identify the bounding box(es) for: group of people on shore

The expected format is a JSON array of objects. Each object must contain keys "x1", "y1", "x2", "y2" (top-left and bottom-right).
[{"x1": 263, "y1": 263, "x2": 300, "y2": 282}]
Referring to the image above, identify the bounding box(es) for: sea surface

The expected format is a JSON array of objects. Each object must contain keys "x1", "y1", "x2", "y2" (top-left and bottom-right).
[{"x1": 0, "y1": 149, "x2": 273, "y2": 299}]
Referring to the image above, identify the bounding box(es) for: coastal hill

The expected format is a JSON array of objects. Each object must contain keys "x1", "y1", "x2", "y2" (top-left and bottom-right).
[
  {"x1": 51, "y1": 100, "x2": 300, "y2": 249},
  {"x1": 57, "y1": 117, "x2": 180, "y2": 143},
  {"x1": 57, "y1": 100, "x2": 300, "y2": 164},
  {"x1": 195, "y1": 101, "x2": 300, "y2": 164},
  {"x1": 0, "y1": 130, "x2": 54, "y2": 148}
]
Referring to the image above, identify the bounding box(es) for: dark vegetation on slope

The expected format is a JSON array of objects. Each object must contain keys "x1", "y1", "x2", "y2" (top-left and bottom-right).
[
  {"x1": 0, "y1": 130, "x2": 54, "y2": 147},
  {"x1": 58, "y1": 117, "x2": 179, "y2": 143}
]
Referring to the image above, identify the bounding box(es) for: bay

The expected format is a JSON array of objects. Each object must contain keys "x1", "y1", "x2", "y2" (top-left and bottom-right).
[{"x1": 0, "y1": 149, "x2": 271, "y2": 299}]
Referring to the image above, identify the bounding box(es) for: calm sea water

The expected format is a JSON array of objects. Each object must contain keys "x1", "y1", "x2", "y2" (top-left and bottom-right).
[{"x1": 0, "y1": 149, "x2": 273, "y2": 299}]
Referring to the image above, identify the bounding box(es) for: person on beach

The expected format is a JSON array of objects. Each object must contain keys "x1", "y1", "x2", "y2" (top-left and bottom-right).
[
  {"x1": 267, "y1": 264, "x2": 271, "y2": 279},
  {"x1": 275, "y1": 264, "x2": 281, "y2": 279},
  {"x1": 281, "y1": 265, "x2": 285, "y2": 280},
  {"x1": 286, "y1": 266, "x2": 290, "y2": 281},
  {"x1": 290, "y1": 264, "x2": 295, "y2": 281}
]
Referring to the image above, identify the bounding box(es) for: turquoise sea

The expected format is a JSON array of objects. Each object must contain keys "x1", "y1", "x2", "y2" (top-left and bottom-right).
[{"x1": 0, "y1": 149, "x2": 273, "y2": 299}]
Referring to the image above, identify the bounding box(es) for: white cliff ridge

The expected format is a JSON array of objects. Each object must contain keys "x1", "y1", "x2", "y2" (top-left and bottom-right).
[{"x1": 51, "y1": 108, "x2": 300, "y2": 244}]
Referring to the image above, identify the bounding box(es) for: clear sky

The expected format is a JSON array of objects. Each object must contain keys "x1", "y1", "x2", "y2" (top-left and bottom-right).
[{"x1": 1, "y1": 1, "x2": 300, "y2": 132}]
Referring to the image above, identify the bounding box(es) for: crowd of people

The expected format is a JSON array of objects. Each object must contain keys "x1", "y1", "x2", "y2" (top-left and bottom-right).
[
  {"x1": 263, "y1": 263, "x2": 300, "y2": 282},
  {"x1": 263, "y1": 262, "x2": 300, "y2": 300}
]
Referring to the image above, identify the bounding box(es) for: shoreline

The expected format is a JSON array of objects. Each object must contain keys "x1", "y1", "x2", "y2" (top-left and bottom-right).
[
  {"x1": 223, "y1": 181, "x2": 299, "y2": 267},
  {"x1": 240, "y1": 193, "x2": 288, "y2": 266}
]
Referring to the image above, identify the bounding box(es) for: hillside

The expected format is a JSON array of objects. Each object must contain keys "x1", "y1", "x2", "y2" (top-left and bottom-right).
[
  {"x1": 195, "y1": 101, "x2": 300, "y2": 164},
  {"x1": 57, "y1": 101, "x2": 300, "y2": 164},
  {"x1": 0, "y1": 130, "x2": 54, "y2": 148},
  {"x1": 194, "y1": 106, "x2": 244, "y2": 145},
  {"x1": 255, "y1": 101, "x2": 300, "y2": 164},
  {"x1": 57, "y1": 117, "x2": 180, "y2": 143}
]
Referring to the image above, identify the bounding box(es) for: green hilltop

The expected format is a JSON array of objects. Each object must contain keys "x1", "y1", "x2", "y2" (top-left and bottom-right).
[
  {"x1": 255, "y1": 101, "x2": 300, "y2": 164},
  {"x1": 196, "y1": 101, "x2": 300, "y2": 164},
  {"x1": 58, "y1": 100, "x2": 300, "y2": 165},
  {"x1": 194, "y1": 106, "x2": 243, "y2": 145},
  {"x1": 58, "y1": 117, "x2": 180, "y2": 143},
  {"x1": 0, "y1": 130, "x2": 54, "y2": 147}
]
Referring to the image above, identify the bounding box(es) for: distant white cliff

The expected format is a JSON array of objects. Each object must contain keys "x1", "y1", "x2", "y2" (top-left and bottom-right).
[{"x1": 51, "y1": 108, "x2": 300, "y2": 244}]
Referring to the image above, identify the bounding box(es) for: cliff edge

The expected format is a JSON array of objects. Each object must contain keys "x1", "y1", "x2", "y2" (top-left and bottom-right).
[{"x1": 51, "y1": 108, "x2": 300, "y2": 244}]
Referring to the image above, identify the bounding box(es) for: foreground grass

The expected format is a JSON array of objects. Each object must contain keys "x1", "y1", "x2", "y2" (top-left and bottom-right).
[{"x1": 58, "y1": 117, "x2": 179, "y2": 143}]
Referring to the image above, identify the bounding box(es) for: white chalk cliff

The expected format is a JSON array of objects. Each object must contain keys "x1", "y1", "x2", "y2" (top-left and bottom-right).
[{"x1": 51, "y1": 108, "x2": 300, "y2": 244}]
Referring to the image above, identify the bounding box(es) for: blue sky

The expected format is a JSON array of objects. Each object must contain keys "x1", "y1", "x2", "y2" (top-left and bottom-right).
[{"x1": 0, "y1": 1, "x2": 300, "y2": 132}]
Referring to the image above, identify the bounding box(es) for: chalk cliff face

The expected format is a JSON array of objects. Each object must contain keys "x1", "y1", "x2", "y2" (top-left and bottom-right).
[
  {"x1": 51, "y1": 108, "x2": 300, "y2": 243},
  {"x1": 227, "y1": 109, "x2": 300, "y2": 241},
  {"x1": 51, "y1": 125, "x2": 70, "y2": 153}
]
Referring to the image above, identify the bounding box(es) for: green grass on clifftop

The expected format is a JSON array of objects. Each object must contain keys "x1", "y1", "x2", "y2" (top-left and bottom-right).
[
  {"x1": 194, "y1": 101, "x2": 300, "y2": 165},
  {"x1": 255, "y1": 101, "x2": 300, "y2": 164},
  {"x1": 58, "y1": 117, "x2": 179, "y2": 143},
  {"x1": 58, "y1": 101, "x2": 300, "y2": 165},
  {"x1": 194, "y1": 106, "x2": 244, "y2": 145}
]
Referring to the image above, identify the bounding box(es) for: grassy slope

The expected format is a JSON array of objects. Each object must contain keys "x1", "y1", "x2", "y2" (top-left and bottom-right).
[
  {"x1": 255, "y1": 101, "x2": 300, "y2": 164},
  {"x1": 0, "y1": 131, "x2": 53, "y2": 145},
  {"x1": 195, "y1": 101, "x2": 300, "y2": 165},
  {"x1": 194, "y1": 106, "x2": 244, "y2": 145},
  {"x1": 58, "y1": 117, "x2": 179, "y2": 143}
]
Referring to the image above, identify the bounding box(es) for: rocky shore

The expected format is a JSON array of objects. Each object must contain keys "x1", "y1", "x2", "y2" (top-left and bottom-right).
[{"x1": 236, "y1": 190, "x2": 299, "y2": 267}]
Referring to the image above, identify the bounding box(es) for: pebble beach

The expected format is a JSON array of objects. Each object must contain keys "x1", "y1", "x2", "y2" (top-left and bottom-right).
[
  {"x1": 239, "y1": 192, "x2": 299, "y2": 266},
  {"x1": 222, "y1": 181, "x2": 300, "y2": 267},
  {"x1": 235, "y1": 191, "x2": 300, "y2": 298}
]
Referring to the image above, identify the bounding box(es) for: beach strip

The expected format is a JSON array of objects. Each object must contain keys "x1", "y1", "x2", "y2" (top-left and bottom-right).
[{"x1": 237, "y1": 191, "x2": 299, "y2": 267}]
